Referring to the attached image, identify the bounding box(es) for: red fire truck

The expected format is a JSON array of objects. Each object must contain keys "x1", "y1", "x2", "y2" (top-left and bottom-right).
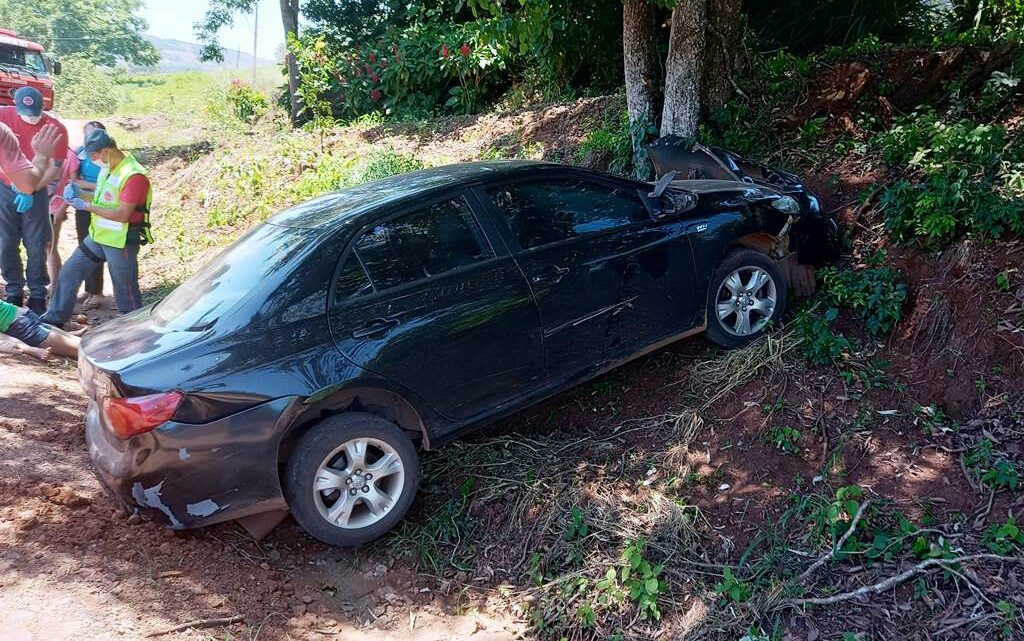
[{"x1": 0, "y1": 28, "x2": 59, "y2": 111}]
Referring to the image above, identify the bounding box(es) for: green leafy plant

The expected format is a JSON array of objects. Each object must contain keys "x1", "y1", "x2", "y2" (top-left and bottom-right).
[
  {"x1": 619, "y1": 539, "x2": 667, "y2": 621},
  {"x1": 997, "y1": 600, "x2": 1019, "y2": 639},
  {"x1": 714, "y1": 567, "x2": 752, "y2": 603},
  {"x1": 764, "y1": 425, "x2": 802, "y2": 455},
  {"x1": 819, "y1": 260, "x2": 907, "y2": 336},
  {"x1": 225, "y1": 79, "x2": 268, "y2": 124},
  {"x1": 985, "y1": 518, "x2": 1024, "y2": 554},
  {"x1": 563, "y1": 506, "x2": 589, "y2": 541},
  {"x1": 876, "y1": 114, "x2": 1024, "y2": 248},
  {"x1": 997, "y1": 271, "x2": 1012, "y2": 293},
  {"x1": 965, "y1": 440, "x2": 1021, "y2": 491},
  {"x1": 795, "y1": 308, "x2": 854, "y2": 365}
]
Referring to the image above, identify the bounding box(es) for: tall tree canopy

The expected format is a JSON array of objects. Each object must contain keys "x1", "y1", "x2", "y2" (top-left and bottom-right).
[{"x1": 0, "y1": 0, "x2": 159, "y2": 67}]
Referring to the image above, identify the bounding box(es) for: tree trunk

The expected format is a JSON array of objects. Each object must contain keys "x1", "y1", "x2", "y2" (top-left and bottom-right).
[
  {"x1": 660, "y1": 0, "x2": 706, "y2": 138},
  {"x1": 279, "y1": 0, "x2": 302, "y2": 123},
  {"x1": 701, "y1": 0, "x2": 741, "y2": 116},
  {"x1": 622, "y1": 0, "x2": 661, "y2": 179}
]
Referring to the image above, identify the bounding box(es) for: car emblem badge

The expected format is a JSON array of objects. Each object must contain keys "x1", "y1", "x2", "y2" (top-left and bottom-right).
[{"x1": 696, "y1": 223, "x2": 708, "y2": 233}]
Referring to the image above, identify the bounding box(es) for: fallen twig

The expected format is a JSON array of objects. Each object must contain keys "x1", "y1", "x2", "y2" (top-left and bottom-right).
[
  {"x1": 783, "y1": 554, "x2": 1024, "y2": 608},
  {"x1": 797, "y1": 499, "x2": 871, "y2": 582},
  {"x1": 145, "y1": 615, "x2": 245, "y2": 637}
]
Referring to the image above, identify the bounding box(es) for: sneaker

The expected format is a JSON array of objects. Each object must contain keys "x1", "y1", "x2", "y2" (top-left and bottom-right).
[
  {"x1": 5, "y1": 294, "x2": 23, "y2": 307},
  {"x1": 27, "y1": 298, "x2": 46, "y2": 315}
]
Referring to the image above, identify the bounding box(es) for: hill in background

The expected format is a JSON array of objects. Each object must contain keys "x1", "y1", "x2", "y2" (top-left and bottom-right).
[{"x1": 139, "y1": 34, "x2": 275, "y2": 72}]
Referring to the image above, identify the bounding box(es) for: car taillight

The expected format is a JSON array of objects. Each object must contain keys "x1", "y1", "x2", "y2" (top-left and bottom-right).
[{"x1": 102, "y1": 392, "x2": 183, "y2": 439}]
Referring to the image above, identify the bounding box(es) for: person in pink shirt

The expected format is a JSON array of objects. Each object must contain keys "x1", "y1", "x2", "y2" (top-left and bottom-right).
[
  {"x1": 0, "y1": 86, "x2": 69, "y2": 313},
  {"x1": 0, "y1": 120, "x2": 58, "y2": 193}
]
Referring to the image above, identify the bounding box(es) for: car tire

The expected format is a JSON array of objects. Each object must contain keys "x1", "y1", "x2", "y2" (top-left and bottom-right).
[
  {"x1": 705, "y1": 249, "x2": 788, "y2": 349},
  {"x1": 284, "y1": 412, "x2": 420, "y2": 547}
]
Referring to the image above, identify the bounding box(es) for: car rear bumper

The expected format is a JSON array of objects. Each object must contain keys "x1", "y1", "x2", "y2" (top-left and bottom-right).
[{"x1": 86, "y1": 396, "x2": 298, "y2": 529}]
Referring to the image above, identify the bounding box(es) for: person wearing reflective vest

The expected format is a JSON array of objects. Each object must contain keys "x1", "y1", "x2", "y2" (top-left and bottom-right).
[{"x1": 41, "y1": 129, "x2": 153, "y2": 327}]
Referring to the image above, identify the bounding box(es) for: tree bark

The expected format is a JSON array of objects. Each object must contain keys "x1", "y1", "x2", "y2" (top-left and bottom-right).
[
  {"x1": 660, "y1": 0, "x2": 706, "y2": 138},
  {"x1": 279, "y1": 0, "x2": 302, "y2": 123},
  {"x1": 701, "y1": 0, "x2": 741, "y2": 116},
  {"x1": 622, "y1": 0, "x2": 661, "y2": 178}
]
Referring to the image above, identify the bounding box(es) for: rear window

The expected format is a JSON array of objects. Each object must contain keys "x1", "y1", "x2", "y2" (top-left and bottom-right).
[{"x1": 153, "y1": 223, "x2": 315, "y2": 331}]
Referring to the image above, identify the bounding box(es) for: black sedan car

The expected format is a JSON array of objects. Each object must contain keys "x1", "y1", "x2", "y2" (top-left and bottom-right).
[{"x1": 79, "y1": 158, "x2": 837, "y2": 546}]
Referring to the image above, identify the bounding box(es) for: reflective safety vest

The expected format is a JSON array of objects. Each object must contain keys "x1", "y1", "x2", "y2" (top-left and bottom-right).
[{"x1": 89, "y1": 153, "x2": 154, "y2": 249}]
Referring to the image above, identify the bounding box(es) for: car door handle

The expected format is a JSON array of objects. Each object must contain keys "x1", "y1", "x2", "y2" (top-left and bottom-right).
[
  {"x1": 351, "y1": 317, "x2": 399, "y2": 339},
  {"x1": 532, "y1": 265, "x2": 569, "y2": 285}
]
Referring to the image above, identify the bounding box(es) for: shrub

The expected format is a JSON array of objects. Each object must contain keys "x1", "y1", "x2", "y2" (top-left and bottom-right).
[
  {"x1": 54, "y1": 54, "x2": 123, "y2": 116},
  {"x1": 225, "y1": 79, "x2": 268, "y2": 124},
  {"x1": 578, "y1": 111, "x2": 633, "y2": 176},
  {"x1": 819, "y1": 261, "x2": 907, "y2": 335},
  {"x1": 795, "y1": 308, "x2": 854, "y2": 365},
  {"x1": 875, "y1": 114, "x2": 1024, "y2": 247}
]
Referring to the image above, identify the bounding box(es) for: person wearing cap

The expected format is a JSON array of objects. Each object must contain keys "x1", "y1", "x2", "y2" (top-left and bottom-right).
[
  {"x1": 71, "y1": 121, "x2": 108, "y2": 309},
  {"x1": 0, "y1": 86, "x2": 69, "y2": 313},
  {"x1": 41, "y1": 128, "x2": 153, "y2": 327}
]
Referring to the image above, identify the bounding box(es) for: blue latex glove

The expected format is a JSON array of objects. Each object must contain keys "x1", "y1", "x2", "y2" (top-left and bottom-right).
[
  {"x1": 67, "y1": 197, "x2": 88, "y2": 211},
  {"x1": 62, "y1": 183, "x2": 80, "y2": 200},
  {"x1": 12, "y1": 190, "x2": 33, "y2": 213}
]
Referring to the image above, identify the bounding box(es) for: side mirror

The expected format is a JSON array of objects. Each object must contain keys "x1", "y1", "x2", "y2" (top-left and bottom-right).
[{"x1": 49, "y1": 58, "x2": 61, "y2": 76}]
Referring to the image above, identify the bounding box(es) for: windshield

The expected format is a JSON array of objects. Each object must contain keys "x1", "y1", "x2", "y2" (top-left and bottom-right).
[
  {"x1": 0, "y1": 45, "x2": 48, "y2": 76},
  {"x1": 153, "y1": 223, "x2": 316, "y2": 331}
]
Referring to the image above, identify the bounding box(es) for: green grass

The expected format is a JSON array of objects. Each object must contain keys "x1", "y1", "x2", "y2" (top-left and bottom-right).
[{"x1": 113, "y1": 68, "x2": 280, "y2": 117}]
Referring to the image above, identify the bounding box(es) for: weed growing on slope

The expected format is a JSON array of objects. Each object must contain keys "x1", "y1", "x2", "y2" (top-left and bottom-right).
[
  {"x1": 820, "y1": 258, "x2": 907, "y2": 336},
  {"x1": 876, "y1": 113, "x2": 1024, "y2": 247},
  {"x1": 794, "y1": 308, "x2": 853, "y2": 365}
]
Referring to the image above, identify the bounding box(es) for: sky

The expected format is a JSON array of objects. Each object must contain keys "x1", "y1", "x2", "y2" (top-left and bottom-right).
[{"x1": 140, "y1": 0, "x2": 284, "y2": 61}]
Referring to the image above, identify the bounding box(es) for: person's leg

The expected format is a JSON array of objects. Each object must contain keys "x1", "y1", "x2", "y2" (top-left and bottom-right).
[
  {"x1": 102, "y1": 243, "x2": 143, "y2": 314},
  {"x1": 40, "y1": 236, "x2": 104, "y2": 327},
  {"x1": 22, "y1": 187, "x2": 53, "y2": 311},
  {"x1": 48, "y1": 213, "x2": 63, "y2": 287},
  {"x1": 0, "y1": 331, "x2": 50, "y2": 360},
  {"x1": 0, "y1": 182, "x2": 25, "y2": 304},
  {"x1": 40, "y1": 328, "x2": 79, "y2": 359},
  {"x1": 4, "y1": 309, "x2": 57, "y2": 360},
  {"x1": 76, "y1": 208, "x2": 104, "y2": 298}
]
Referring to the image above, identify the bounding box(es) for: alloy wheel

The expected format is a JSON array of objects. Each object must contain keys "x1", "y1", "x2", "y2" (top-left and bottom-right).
[
  {"x1": 312, "y1": 437, "x2": 406, "y2": 529},
  {"x1": 715, "y1": 266, "x2": 777, "y2": 337}
]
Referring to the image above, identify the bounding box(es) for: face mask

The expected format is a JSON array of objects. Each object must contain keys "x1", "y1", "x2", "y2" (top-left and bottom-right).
[
  {"x1": 20, "y1": 115, "x2": 42, "y2": 126},
  {"x1": 91, "y1": 154, "x2": 107, "y2": 170}
]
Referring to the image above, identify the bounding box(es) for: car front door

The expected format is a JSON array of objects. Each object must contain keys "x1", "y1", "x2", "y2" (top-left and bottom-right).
[
  {"x1": 327, "y1": 192, "x2": 545, "y2": 421},
  {"x1": 478, "y1": 174, "x2": 699, "y2": 381}
]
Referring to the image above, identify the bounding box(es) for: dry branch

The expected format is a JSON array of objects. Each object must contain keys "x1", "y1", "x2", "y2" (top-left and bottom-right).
[
  {"x1": 796, "y1": 499, "x2": 871, "y2": 582},
  {"x1": 784, "y1": 554, "x2": 1024, "y2": 608},
  {"x1": 145, "y1": 615, "x2": 245, "y2": 637}
]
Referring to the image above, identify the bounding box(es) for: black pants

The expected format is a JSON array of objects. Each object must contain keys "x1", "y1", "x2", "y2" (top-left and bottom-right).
[{"x1": 75, "y1": 209, "x2": 103, "y2": 296}]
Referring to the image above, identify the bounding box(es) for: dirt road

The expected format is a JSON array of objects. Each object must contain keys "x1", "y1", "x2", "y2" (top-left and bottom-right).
[{"x1": 0, "y1": 360, "x2": 522, "y2": 640}]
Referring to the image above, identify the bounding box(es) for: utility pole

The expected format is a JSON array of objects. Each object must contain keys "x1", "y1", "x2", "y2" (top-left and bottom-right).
[{"x1": 252, "y1": 2, "x2": 258, "y2": 86}]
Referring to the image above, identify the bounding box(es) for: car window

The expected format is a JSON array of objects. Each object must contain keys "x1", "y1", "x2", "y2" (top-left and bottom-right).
[
  {"x1": 334, "y1": 253, "x2": 374, "y2": 304},
  {"x1": 354, "y1": 197, "x2": 493, "y2": 291},
  {"x1": 486, "y1": 179, "x2": 647, "y2": 250}
]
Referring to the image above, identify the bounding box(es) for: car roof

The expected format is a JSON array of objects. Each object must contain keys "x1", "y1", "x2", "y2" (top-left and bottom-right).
[{"x1": 267, "y1": 160, "x2": 579, "y2": 230}]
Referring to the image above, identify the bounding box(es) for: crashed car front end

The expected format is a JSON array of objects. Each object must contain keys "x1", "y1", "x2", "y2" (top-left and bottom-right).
[{"x1": 645, "y1": 135, "x2": 843, "y2": 272}]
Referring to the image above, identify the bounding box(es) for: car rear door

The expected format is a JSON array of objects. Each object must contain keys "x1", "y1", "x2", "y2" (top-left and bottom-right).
[
  {"x1": 476, "y1": 174, "x2": 699, "y2": 381},
  {"x1": 327, "y1": 191, "x2": 545, "y2": 421}
]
